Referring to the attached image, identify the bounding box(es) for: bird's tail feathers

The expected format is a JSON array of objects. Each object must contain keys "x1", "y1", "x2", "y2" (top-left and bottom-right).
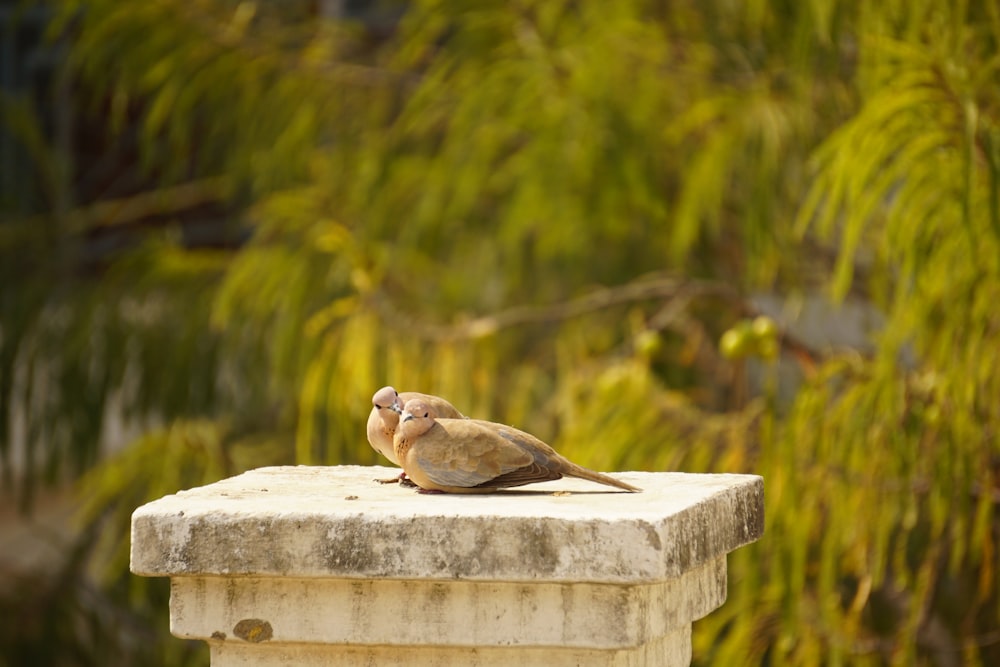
[{"x1": 565, "y1": 465, "x2": 641, "y2": 492}]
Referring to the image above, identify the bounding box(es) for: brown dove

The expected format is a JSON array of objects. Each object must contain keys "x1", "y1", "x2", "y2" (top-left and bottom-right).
[
  {"x1": 394, "y1": 399, "x2": 641, "y2": 493},
  {"x1": 367, "y1": 386, "x2": 465, "y2": 482}
]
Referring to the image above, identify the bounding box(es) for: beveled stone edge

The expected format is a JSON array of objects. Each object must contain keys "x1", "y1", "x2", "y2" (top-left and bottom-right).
[
  {"x1": 168, "y1": 556, "x2": 727, "y2": 649},
  {"x1": 131, "y1": 471, "x2": 764, "y2": 585}
]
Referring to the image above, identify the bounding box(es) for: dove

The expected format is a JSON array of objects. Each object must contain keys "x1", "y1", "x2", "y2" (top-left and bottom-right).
[
  {"x1": 367, "y1": 386, "x2": 465, "y2": 482},
  {"x1": 394, "y1": 399, "x2": 641, "y2": 493}
]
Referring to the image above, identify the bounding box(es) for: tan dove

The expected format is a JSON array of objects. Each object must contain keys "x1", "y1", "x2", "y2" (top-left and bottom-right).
[
  {"x1": 367, "y1": 387, "x2": 465, "y2": 481},
  {"x1": 394, "y1": 399, "x2": 641, "y2": 493}
]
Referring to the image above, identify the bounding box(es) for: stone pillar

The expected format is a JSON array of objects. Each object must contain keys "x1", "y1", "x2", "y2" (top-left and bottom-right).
[{"x1": 131, "y1": 466, "x2": 763, "y2": 666}]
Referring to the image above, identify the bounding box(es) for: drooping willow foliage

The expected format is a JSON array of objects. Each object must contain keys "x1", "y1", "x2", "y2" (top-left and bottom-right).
[{"x1": 1, "y1": 0, "x2": 998, "y2": 664}]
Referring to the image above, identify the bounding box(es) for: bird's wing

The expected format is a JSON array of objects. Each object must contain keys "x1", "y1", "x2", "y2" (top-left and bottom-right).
[{"x1": 412, "y1": 420, "x2": 532, "y2": 488}]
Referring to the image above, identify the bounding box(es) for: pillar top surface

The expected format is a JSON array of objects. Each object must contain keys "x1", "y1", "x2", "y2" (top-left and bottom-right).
[{"x1": 131, "y1": 465, "x2": 763, "y2": 584}]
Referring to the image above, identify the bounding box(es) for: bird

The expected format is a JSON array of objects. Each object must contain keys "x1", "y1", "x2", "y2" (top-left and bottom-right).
[
  {"x1": 394, "y1": 399, "x2": 641, "y2": 493},
  {"x1": 366, "y1": 386, "x2": 465, "y2": 483}
]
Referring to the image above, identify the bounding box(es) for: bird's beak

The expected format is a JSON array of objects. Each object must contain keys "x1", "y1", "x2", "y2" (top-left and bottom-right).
[
  {"x1": 401, "y1": 411, "x2": 415, "y2": 423},
  {"x1": 388, "y1": 403, "x2": 402, "y2": 414}
]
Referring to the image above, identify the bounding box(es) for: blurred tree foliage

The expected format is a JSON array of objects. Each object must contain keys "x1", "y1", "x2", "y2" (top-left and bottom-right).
[{"x1": 1, "y1": 0, "x2": 998, "y2": 664}]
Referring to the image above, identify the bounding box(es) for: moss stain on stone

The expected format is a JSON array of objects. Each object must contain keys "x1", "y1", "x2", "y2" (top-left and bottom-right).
[{"x1": 233, "y1": 618, "x2": 273, "y2": 643}]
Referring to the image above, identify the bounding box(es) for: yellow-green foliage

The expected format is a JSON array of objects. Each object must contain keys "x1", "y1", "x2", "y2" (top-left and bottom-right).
[{"x1": 2, "y1": 0, "x2": 998, "y2": 664}]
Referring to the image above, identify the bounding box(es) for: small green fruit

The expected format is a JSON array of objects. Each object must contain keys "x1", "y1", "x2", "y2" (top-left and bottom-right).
[
  {"x1": 635, "y1": 330, "x2": 662, "y2": 357},
  {"x1": 757, "y1": 336, "x2": 779, "y2": 360},
  {"x1": 751, "y1": 315, "x2": 778, "y2": 340},
  {"x1": 720, "y1": 328, "x2": 749, "y2": 359}
]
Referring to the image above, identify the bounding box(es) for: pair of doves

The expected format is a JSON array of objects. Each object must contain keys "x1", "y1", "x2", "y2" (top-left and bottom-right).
[{"x1": 366, "y1": 387, "x2": 640, "y2": 494}]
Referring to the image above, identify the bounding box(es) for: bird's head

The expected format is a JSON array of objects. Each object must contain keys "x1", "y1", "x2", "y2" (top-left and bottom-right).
[
  {"x1": 401, "y1": 399, "x2": 437, "y2": 424},
  {"x1": 372, "y1": 386, "x2": 402, "y2": 414}
]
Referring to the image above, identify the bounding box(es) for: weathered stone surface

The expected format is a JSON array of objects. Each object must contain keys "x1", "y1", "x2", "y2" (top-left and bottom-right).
[
  {"x1": 207, "y1": 627, "x2": 693, "y2": 667},
  {"x1": 131, "y1": 465, "x2": 763, "y2": 584},
  {"x1": 169, "y1": 557, "x2": 726, "y2": 648},
  {"x1": 131, "y1": 465, "x2": 764, "y2": 666}
]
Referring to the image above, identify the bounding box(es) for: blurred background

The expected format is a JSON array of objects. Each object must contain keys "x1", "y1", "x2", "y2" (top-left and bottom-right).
[{"x1": 1, "y1": 0, "x2": 998, "y2": 664}]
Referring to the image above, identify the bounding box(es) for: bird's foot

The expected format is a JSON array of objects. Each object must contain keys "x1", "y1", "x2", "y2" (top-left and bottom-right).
[{"x1": 376, "y1": 471, "x2": 418, "y2": 487}]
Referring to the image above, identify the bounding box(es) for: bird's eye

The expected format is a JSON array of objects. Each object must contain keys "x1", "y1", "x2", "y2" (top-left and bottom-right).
[{"x1": 422, "y1": 411, "x2": 429, "y2": 418}]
